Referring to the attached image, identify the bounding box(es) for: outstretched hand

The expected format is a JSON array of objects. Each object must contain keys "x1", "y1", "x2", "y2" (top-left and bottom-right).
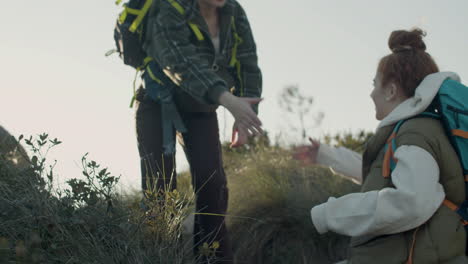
[
  {"x1": 219, "y1": 92, "x2": 263, "y2": 137},
  {"x1": 292, "y1": 137, "x2": 320, "y2": 165}
]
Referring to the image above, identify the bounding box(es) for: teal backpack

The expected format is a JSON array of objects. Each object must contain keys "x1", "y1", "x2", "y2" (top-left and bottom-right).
[{"x1": 383, "y1": 78, "x2": 468, "y2": 253}]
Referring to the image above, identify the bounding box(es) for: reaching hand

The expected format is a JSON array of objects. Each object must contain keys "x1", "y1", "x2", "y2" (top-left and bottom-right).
[
  {"x1": 292, "y1": 137, "x2": 320, "y2": 165},
  {"x1": 219, "y1": 91, "x2": 263, "y2": 136}
]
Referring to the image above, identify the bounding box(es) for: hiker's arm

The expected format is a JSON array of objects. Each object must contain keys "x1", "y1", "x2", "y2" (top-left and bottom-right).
[
  {"x1": 234, "y1": 3, "x2": 262, "y2": 114},
  {"x1": 311, "y1": 145, "x2": 444, "y2": 237},
  {"x1": 316, "y1": 144, "x2": 363, "y2": 183},
  {"x1": 144, "y1": 3, "x2": 227, "y2": 105}
]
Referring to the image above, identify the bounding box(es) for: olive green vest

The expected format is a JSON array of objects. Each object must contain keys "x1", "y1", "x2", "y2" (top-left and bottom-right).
[{"x1": 348, "y1": 117, "x2": 466, "y2": 264}]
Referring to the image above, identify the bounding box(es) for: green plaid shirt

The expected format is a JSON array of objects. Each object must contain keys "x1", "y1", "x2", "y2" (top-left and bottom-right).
[{"x1": 143, "y1": 0, "x2": 262, "y2": 112}]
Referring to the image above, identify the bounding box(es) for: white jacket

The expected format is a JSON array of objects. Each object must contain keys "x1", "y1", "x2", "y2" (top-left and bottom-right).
[{"x1": 311, "y1": 72, "x2": 461, "y2": 237}]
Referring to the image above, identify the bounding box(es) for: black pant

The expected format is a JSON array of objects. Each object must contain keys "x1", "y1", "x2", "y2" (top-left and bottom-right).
[{"x1": 135, "y1": 93, "x2": 233, "y2": 263}]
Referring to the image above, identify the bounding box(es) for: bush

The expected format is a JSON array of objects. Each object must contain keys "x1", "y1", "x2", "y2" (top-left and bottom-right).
[{"x1": 0, "y1": 134, "x2": 193, "y2": 263}]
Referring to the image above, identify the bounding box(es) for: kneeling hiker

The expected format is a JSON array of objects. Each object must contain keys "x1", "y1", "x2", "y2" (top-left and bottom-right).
[{"x1": 294, "y1": 28, "x2": 467, "y2": 263}]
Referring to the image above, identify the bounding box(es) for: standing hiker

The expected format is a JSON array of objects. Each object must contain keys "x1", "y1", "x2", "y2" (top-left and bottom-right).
[
  {"x1": 294, "y1": 28, "x2": 467, "y2": 263},
  {"x1": 135, "y1": 0, "x2": 262, "y2": 262}
]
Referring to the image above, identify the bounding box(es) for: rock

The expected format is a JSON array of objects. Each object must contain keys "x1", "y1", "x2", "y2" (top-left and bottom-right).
[{"x1": 0, "y1": 125, "x2": 29, "y2": 168}]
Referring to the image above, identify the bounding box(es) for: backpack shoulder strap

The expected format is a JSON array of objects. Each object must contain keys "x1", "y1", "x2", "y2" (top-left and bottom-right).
[
  {"x1": 165, "y1": 0, "x2": 204, "y2": 41},
  {"x1": 382, "y1": 112, "x2": 441, "y2": 178},
  {"x1": 228, "y1": 15, "x2": 245, "y2": 96},
  {"x1": 118, "y1": 0, "x2": 154, "y2": 33},
  {"x1": 382, "y1": 119, "x2": 406, "y2": 178}
]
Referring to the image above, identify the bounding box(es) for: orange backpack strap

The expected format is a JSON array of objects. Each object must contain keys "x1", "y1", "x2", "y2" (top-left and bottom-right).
[
  {"x1": 382, "y1": 120, "x2": 406, "y2": 178},
  {"x1": 443, "y1": 198, "x2": 468, "y2": 226},
  {"x1": 382, "y1": 132, "x2": 398, "y2": 178}
]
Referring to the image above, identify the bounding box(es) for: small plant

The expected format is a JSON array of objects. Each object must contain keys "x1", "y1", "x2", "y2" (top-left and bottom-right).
[
  {"x1": 66, "y1": 153, "x2": 120, "y2": 210},
  {"x1": 19, "y1": 133, "x2": 61, "y2": 193},
  {"x1": 278, "y1": 85, "x2": 324, "y2": 143},
  {"x1": 198, "y1": 241, "x2": 220, "y2": 263}
]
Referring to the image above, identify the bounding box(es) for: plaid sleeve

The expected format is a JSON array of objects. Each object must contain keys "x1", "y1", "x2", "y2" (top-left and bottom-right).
[
  {"x1": 235, "y1": 2, "x2": 263, "y2": 113},
  {"x1": 144, "y1": 1, "x2": 228, "y2": 105}
]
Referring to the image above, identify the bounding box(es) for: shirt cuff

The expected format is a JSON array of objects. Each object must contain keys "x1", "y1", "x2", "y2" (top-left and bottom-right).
[
  {"x1": 316, "y1": 143, "x2": 335, "y2": 166},
  {"x1": 208, "y1": 84, "x2": 228, "y2": 104},
  {"x1": 311, "y1": 203, "x2": 328, "y2": 234}
]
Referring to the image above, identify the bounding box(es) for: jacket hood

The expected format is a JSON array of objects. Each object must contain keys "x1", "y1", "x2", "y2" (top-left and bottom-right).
[{"x1": 377, "y1": 72, "x2": 461, "y2": 129}]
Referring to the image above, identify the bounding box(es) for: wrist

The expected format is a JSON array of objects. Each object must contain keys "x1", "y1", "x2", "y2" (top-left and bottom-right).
[{"x1": 219, "y1": 91, "x2": 235, "y2": 106}]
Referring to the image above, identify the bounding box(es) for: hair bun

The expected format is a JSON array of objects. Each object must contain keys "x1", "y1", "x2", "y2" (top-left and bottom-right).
[{"x1": 389, "y1": 28, "x2": 427, "y2": 53}]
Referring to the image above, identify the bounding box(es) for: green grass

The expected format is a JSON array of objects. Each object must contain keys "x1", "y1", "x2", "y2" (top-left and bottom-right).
[
  {"x1": 177, "y1": 141, "x2": 359, "y2": 264},
  {"x1": 0, "y1": 134, "x2": 359, "y2": 263},
  {"x1": 0, "y1": 134, "x2": 193, "y2": 263}
]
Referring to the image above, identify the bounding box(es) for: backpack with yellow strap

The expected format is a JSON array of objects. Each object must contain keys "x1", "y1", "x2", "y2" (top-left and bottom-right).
[
  {"x1": 109, "y1": 0, "x2": 244, "y2": 107},
  {"x1": 109, "y1": 0, "x2": 243, "y2": 154},
  {"x1": 110, "y1": 0, "x2": 203, "y2": 154},
  {"x1": 109, "y1": 0, "x2": 202, "y2": 107}
]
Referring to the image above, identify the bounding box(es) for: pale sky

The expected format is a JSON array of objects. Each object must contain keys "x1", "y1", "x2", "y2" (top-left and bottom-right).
[{"x1": 1, "y1": 0, "x2": 467, "y2": 191}]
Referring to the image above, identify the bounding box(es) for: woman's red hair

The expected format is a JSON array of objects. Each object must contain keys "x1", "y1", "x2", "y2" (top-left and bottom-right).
[{"x1": 378, "y1": 28, "x2": 439, "y2": 97}]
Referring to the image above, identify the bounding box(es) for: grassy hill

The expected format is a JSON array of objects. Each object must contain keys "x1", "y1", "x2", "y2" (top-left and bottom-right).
[{"x1": 0, "y1": 134, "x2": 359, "y2": 263}]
